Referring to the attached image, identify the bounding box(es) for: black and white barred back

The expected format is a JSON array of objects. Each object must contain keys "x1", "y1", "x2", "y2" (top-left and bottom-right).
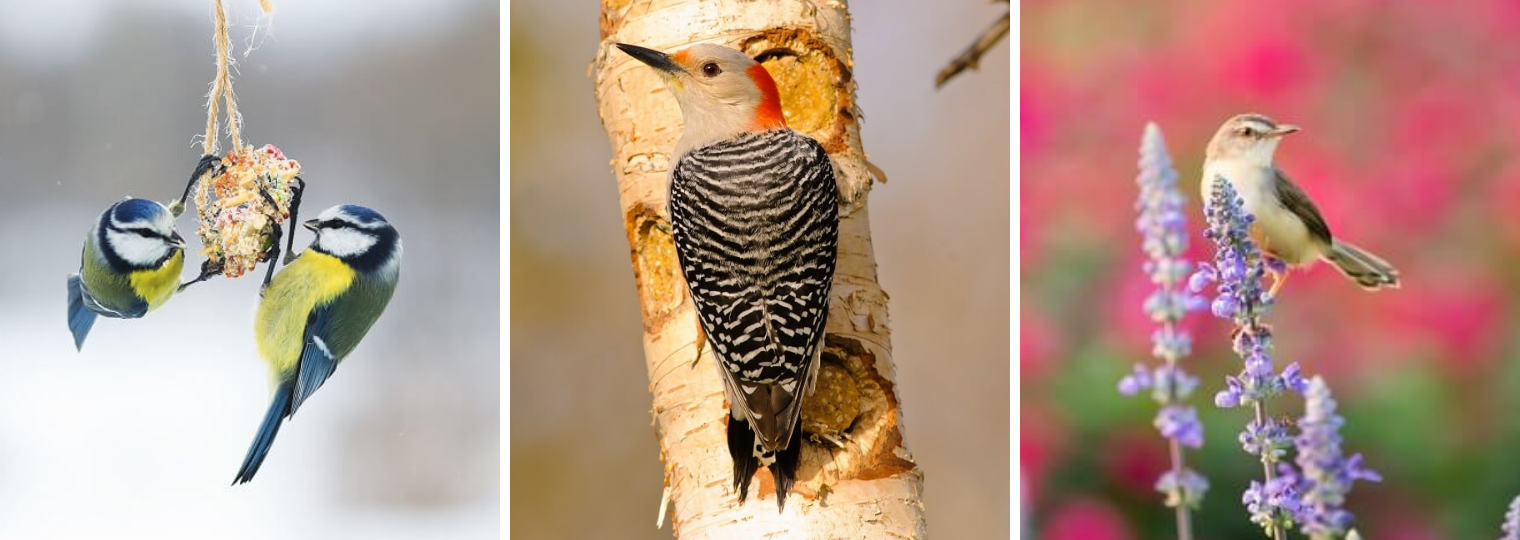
[{"x1": 667, "y1": 128, "x2": 840, "y2": 511}]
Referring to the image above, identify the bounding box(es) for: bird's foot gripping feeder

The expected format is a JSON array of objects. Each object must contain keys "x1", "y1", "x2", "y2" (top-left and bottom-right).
[{"x1": 179, "y1": 145, "x2": 305, "y2": 290}]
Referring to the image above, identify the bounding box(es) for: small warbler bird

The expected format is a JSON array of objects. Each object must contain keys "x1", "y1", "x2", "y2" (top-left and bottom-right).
[
  {"x1": 233, "y1": 204, "x2": 401, "y2": 484},
  {"x1": 66, "y1": 198, "x2": 187, "y2": 350},
  {"x1": 1202, "y1": 113, "x2": 1400, "y2": 297}
]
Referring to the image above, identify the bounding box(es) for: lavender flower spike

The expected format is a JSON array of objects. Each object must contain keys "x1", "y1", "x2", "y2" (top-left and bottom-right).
[
  {"x1": 1121, "y1": 123, "x2": 1208, "y2": 536},
  {"x1": 1197, "y1": 175, "x2": 1298, "y2": 539},
  {"x1": 1499, "y1": 494, "x2": 1520, "y2": 540},
  {"x1": 1296, "y1": 376, "x2": 1380, "y2": 539}
]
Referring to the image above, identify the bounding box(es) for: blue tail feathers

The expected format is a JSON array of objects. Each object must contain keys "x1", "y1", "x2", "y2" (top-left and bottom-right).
[
  {"x1": 233, "y1": 383, "x2": 293, "y2": 484},
  {"x1": 66, "y1": 274, "x2": 97, "y2": 351}
]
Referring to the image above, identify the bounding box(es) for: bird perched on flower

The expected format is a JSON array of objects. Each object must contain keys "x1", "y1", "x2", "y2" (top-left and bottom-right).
[
  {"x1": 1203, "y1": 114, "x2": 1399, "y2": 297},
  {"x1": 66, "y1": 198, "x2": 187, "y2": 350},
  {"x1": 233, "y1": 204, "x2": 401, "y2": 484},
  {"x1": 617, "y1": 41, "x2": 840, "y2": 512}
]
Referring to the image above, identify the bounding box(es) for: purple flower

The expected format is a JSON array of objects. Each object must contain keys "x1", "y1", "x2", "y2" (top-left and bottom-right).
[
  {"x1": 1296, "y1": 377, "x2": 1380, "y2": 538},
  {"x1": 1239, "y1": 417, "x2": 1291, "y2": 462},
  {"x1": 1211, "y1": 294, "x2": 1241, "y2": 318},
  {"x1": 1189, "y1": 263, "x2": 1217, "y2": 292},
  {"x1": 1501, "y1": 494, "x2": 1520, "y2": 540},
  {"x1": 1151, "y1": 326, "x2": 1194, "y2": 362},
  {"x1": 1156, "y1": 405, "x2": 1204, "y2": 449},
  {"x1": 1244, "y1": 464, "x2": 1306, "y2": 535},
  {"x1": 1121, "y1": 123, "x2": 1208, "y2": 513},
  {"x1": 1118, "y1": 363, "x2": 1152, "y2": 396},
  {"x1": 1215, "y1": 376, "x2": 1244, "y2": 408},
  {"x1": 1280, "y1": 363, "x2": 1309, "y2": 394},
  {"x1": 1157, "y1": 468, "x2": 1209, "y2": 508}
]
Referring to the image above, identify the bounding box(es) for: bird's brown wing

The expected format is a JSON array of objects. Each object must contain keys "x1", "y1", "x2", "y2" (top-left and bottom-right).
[{"x1": 1272, "y1": 166, "x2": 1333, "y2": 245}]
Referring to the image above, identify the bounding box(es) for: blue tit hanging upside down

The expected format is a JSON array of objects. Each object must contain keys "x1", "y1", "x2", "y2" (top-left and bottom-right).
[
  {"x1": 233, "y1": 204, "x2": 401, "y2": 484},
  {"x1": 66, "y1": 198, "x2": 187, "y2": 350}
]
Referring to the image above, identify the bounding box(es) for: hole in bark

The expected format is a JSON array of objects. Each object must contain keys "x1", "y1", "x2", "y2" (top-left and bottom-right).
[
  {"x1": 625, "y1": 204, "x2": 684, "y2": 330},
  {"x1": 802, "y1": 352, "x2": 861, "y2": 443}
]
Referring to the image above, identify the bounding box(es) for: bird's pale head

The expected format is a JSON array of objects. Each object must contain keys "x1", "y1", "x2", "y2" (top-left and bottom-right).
[
  {"x1": 1206, "y1": 113, "x2": 1300, "y2": 165},
  {"x1": 617, "y1": 42, "x2": 786, "y2": 157},
  {"x1": 102, "y1": 197, "x2": 185, "y2": 268}
]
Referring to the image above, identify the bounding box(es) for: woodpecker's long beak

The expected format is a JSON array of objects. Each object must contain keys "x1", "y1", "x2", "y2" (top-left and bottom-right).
[
  {"x1": 303, "y1": 218, "x2": 319, "y2": 231},
  {"x1": 616, "y1": 43, "x2": 684, "y2": 75},
  {"x1": 1270, "y1": 124, "x2": 1301, "y2": 137}
]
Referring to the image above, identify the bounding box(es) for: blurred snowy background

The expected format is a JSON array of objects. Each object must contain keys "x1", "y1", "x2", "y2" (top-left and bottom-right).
[
  {"x1": 510, "y1": 1, "x2": 1010, "y2": 538},
  {"x1": 0, "y1": 1, "x2": 499, "y2": 538}
]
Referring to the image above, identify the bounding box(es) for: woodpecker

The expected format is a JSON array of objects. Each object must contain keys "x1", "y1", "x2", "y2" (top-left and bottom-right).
[{"x1": 617, "y1": 42, "x2": 840, "y2": 512}]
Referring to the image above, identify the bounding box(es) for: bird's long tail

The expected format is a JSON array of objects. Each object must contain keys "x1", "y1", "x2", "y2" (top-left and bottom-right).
[
  {"x1": 727, "y1": 416, "x2": 803, "y2": 513},
  {"x1": 66, "y1": 274, "x2": 97, "y2": 351},
  {"x1": 233, "y1": 383, "x2": 293, "y2": 484},
  {"x1": 1322, "y1": 241, "x2": 1400, "y2": 290}
]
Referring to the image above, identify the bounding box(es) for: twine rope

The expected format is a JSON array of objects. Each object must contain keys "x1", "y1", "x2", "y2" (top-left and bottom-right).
[{"x1": 203, "y1": 0, "x2": 243, "y2": 155}]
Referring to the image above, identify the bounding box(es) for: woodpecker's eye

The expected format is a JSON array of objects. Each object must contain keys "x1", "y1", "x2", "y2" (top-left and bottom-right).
[{"x1": 702, "y1": 62, "x2": 721, "y2": 77}]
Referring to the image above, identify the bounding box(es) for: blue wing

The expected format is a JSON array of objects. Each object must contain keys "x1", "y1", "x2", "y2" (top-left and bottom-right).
[
  {"x1": 66, "y1": 273, "x2": 98, "y2": 351},
  {"x1": 291, "y1": 305, "x2": 339, "y2": 414}
]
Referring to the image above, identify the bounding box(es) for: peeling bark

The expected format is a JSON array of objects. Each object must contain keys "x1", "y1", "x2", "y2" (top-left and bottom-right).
[{"x1": 593, "y1": 1, "x2": 927, "y2": 538}]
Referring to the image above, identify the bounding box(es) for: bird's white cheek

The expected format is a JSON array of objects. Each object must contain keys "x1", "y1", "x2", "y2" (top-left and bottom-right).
[
  {"x1": 106, "y1": 229, "x2": 170, "y2": 266},
  {"x1": 315, "y1": 228, "x2": 377, "y2": 258}
]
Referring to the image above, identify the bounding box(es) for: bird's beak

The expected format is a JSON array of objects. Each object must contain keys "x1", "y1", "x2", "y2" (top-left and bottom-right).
[
  {"x1": 1271, "y1": 124, "x2": 1301, "y2": 137},
  {"x1": 303, "y1": 218, "x2": 319, "y2": 231},
  {"x1": 616, "y1": 43, "x2": 684, "y2": 75},
  {"x1": 169, "y1": 232, "x2": 186, "y2": 249}
]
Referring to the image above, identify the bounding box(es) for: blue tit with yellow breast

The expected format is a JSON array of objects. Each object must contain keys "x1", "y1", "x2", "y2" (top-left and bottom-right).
[
  {"x1": 66, "y1": 197, "x2": 187, "y2": 350},
  {"x1": 234, "y1": 204, "x2": 402, "y2": 484}
]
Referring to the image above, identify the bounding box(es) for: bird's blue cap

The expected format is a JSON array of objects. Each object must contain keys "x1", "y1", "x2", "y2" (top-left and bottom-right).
[
  {"x1": 112, "y1": 198, "x2": 169, "y2": 223},
  {"x1": 336, "y1": 205, "x2": 389, "y2": 225}
]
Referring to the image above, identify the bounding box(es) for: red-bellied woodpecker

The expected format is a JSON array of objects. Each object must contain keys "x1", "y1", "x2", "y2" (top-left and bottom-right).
[{"x1": 617, "y1": 42, "x2": 840, "y2": 513}]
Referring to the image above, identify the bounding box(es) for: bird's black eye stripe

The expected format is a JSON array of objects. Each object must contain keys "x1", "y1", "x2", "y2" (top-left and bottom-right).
[
  {"x1": 125, "y1": 227, "x2": 170, "y2": 240},
  {"x1": 702, "y1": 62, "x2": 721, "y2": 77}
]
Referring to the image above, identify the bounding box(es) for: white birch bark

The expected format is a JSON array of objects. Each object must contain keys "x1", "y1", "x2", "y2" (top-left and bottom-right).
[{"x1": 592, "y1": 1, "x2": 928, "y2": 537}]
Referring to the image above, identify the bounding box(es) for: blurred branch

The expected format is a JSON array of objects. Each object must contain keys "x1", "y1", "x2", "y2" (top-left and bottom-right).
[
  {"x1": 593, "y1": 1, "x2": 926, "y2": 538},
  {"x1": 935, "y1": 10, "x2": 1010, "y2": 89}
]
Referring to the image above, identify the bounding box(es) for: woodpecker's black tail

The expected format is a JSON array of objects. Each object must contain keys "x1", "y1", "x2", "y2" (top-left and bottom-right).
[
  {"x1": 727, "y1": 416, "x2": 803, "y2": 513},
  {"x1": 233, "y1": 383, "x2": 293, "y2": 484},
  {"x1": 66, "y1": 274, "x2": 97, "y2": 351},
  {"x1": 728, "y1": 415, "x2": 760, "y2": 503},
  {"x1": 768, "y1": 422, "x2": 803, "y2": 513}
]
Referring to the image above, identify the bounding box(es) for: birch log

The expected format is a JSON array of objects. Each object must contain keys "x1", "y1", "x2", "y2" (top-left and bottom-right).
[{"x1": 592, "y1": 1, "x2": 928, "y2": 537}]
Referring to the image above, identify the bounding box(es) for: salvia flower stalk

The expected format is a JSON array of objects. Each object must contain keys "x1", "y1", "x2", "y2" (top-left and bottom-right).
[
  {"x1": 1118, "y1": 123, "x2": 1208, "y2": 539},
  {"x1": 1295, "y1": 376, "x2": 1381, "y2": 539},
  {"x1": 1191, "y1": 175, "x2": 1305, "y2": 539}
]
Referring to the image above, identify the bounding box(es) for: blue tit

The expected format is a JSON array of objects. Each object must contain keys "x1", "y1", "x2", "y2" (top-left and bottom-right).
[
  {"x1": 234, "y1": 204, "x2": 402, "y2": 484},
  {"x1": 66, "y1": 198, "x2": 187, "y2": 350}
]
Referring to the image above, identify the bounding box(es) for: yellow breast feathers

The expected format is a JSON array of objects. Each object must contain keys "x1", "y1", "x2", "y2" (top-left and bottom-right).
[
  {"x1": 129, "y1": 250, "x2": 184, "y2": 311},
  {"x1": 255, "y1": 251, "x2": 356, "y2": 374}
]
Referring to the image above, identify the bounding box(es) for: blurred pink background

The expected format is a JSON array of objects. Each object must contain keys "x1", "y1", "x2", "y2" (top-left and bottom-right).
[{"x1": 1023, "y1": 0, "x2": 1520, "y2": 538}]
